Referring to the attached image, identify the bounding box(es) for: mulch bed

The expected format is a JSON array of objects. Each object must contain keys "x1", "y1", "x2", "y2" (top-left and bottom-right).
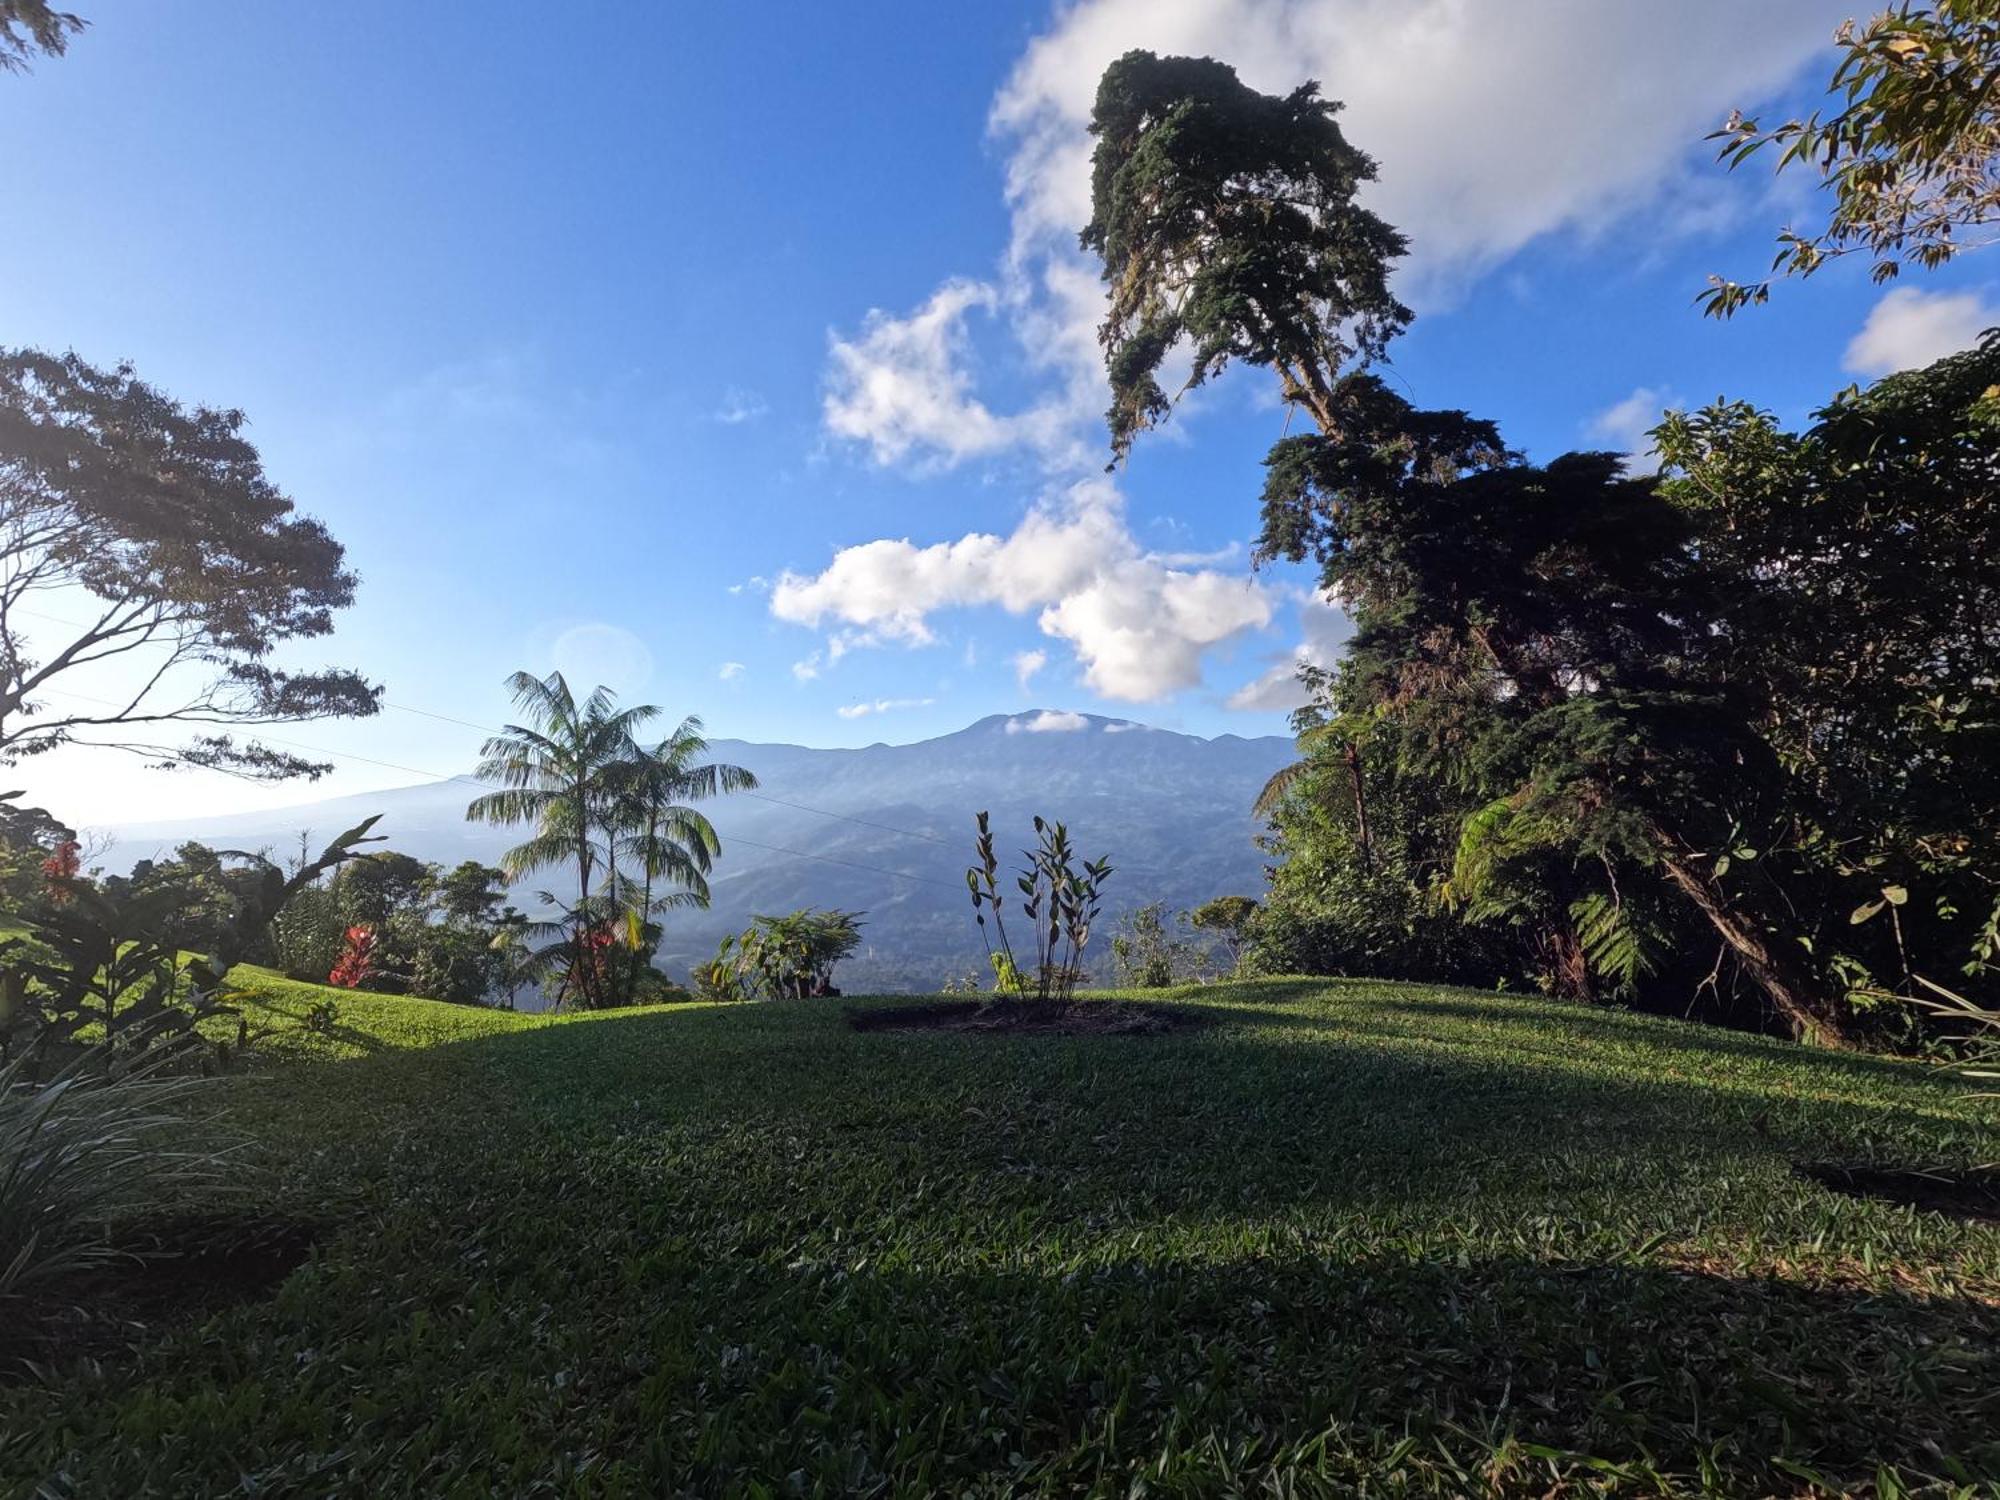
[
  {"x1": 1795, "y1": 1162, "x2": 2000, "y2": 1223},
  {"x1": 844, "y1": 999, "x2": 1207, "y2": 1038}
]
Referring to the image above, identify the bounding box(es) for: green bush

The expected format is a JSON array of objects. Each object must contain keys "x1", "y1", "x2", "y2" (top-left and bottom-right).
[{"x1": 0, "y1": 1049, "x2": 231, "y2": 1349}]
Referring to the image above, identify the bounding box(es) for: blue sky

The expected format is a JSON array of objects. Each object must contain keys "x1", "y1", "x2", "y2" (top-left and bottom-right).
[{"x1": 6, "y1": 0, "x2": 1998, "y2": 826}]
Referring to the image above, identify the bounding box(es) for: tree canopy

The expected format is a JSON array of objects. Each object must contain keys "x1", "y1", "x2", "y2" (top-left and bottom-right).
[
  {"x1": 1085, "y1": 51, "x2": 2000, "y2": 1046},
  {"x1": 1704, "y1": 1, "x2": 2000, "y2": 315},
  {"x1": 1082, "y1": 50, "x2": 1409, "y2": 457},
  {"x1": 0, "y1": 350, "x2": 379, "y2": 780}
]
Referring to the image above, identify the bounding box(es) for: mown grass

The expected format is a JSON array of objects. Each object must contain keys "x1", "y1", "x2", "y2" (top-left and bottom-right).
[{"x1": 4, "y1": 975, "x2": 1998, "y2": 1495}]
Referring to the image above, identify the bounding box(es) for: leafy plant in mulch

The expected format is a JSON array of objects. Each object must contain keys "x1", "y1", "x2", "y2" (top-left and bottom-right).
[{"x1": 966, "y1": 812, "x2": 1112, "y2": 1004}]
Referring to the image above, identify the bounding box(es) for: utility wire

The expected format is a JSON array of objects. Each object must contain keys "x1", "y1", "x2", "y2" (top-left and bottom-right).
[
  {"x1": 38, "y1": 684, "x2": 958, "y2": 892},
  {"x1": 7, "y1": 603, "x2": 953, "y2": 848}
]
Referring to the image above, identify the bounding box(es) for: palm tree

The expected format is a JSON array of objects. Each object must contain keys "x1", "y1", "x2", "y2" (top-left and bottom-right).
[
  {"x1": 611, "y1": 716, "x2": 757, "y2": 1002},
  {"x1": 465, "y1": 671, "x2": 658, "y2": 1009}
]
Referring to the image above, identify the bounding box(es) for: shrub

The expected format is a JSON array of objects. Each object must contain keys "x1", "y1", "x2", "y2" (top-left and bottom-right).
[
  {"x1": 1109, "y1": 902, "x2": 1197, "y2": 989},
  {"x1": 0, "y1": 1049, "x2": 232, "y2": 1346},
  {"x1": 965, "y1": 812, "x2": 1112, "y2": 1002},
  {"x1": 696, "y1": 910, "x2": 866, "y2": 1001}
]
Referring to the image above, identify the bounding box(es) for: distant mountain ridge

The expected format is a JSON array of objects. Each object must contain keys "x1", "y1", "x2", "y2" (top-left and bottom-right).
[{"x1": 90, "y1": 711, "x2": 1295, "y2": 992}]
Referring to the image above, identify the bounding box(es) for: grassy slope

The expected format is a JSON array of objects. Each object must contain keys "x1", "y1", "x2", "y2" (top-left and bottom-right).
[{"x1": 6, "y1": 974, "x2": 1999, "y2": 1496}]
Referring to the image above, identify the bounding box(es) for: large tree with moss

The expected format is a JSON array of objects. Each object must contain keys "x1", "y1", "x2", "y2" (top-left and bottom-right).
[{"x1": 1084, "y1": 52, "x2": 2000, "y2": 1046}]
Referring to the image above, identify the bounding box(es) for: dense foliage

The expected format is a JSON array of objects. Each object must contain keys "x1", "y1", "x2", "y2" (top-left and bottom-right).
[
  {"x1": 692, "y1": 907, "x2": 865, "y2": 1001},
  {"x1": 1086, "y1": 52, "x2": 2000, "y2": 1048}
]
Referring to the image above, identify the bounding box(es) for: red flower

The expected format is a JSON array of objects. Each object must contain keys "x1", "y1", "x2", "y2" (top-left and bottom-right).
[
  {"x1": 329, "y1": 924, "x2": 378, "y2": 988},
  {"x1": 40, "y1": 840, "x2": 80, "y2": 902}
]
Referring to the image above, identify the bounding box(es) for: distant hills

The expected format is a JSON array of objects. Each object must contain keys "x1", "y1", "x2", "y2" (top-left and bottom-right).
[{"x1": 90, "y1": 711, "x2": 1295, "y2": 992}]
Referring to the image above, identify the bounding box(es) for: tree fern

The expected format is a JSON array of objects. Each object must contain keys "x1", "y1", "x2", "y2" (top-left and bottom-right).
[{"x1": 1569, "y1": 890, "x2": 1663, "y2": 994}]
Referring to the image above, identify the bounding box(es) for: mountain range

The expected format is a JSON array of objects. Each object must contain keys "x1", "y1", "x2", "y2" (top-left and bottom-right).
[{"x1": 89, "y1": 711, "x2": 1295, "y2": 992}]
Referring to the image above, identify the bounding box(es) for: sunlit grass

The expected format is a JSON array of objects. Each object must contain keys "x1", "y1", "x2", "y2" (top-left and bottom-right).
[{"x1": 4, "y1": 975, "x2": 1997, "y2": 1494}]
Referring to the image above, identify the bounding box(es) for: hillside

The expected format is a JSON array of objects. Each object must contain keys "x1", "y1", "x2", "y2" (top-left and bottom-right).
[
  {"x1": 7, "y1": 976, "x2": 1997, "y2": 1494},
  {"x1": 91, "y1": 712, "x2": 1295, "y2": 991}
]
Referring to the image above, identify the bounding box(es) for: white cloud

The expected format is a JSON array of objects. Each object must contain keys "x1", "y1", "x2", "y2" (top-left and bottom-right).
[
  {"x1": 823, "y1": 279, "x2": 1074, "y2": 470},
  {"x1": 794, "y1": 1, "x2": 1843, "y2": 702},
  {"x1": 1039, "y1": 562, "x2": 1271, "y2": 699},
  {"x1": 1012, "y1": 648, "x2": 1048, "y2": 690},
  {"x1": 717, "y1": 661, "x2": 746, "y2": 681},
  {"x1": 791, "y1": 653, "x2": 822, "y2": 682},
  {"x1": 1226, "y1": 591, "x2": 1352, "y2": 712},
  {"x1": 1006, "y1": 709, "x2": 1090, "y2": 734},
  {"x1": 1843, "y1": 286, "x2": 1999, "y2": 377},
  {"x1": 712, "y1": 386, "x2": 769, "y2": 424},
  {"x1": 727, "y1": 575, "x2": 770, "y2": 597},
  {"x1": 820, "y1": 1, "x2": 1841, "y2": 479},
  {"x1": 771, "y1": 479, "x2": 1275, "y2": 701},
  {"x1": 1586, "y1": 386, "x2": 1675, "y2": 473},
  {"x1": 837, "y1": 696, "x2": 936, "y2": 719}
]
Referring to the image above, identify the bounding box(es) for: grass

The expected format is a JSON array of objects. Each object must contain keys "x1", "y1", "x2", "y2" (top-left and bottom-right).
[{"x1": 4, "y1": 974, "x2": 1999, "y2": 1495}]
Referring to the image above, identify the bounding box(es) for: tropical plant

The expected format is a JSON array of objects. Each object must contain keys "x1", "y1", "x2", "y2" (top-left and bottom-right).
[
  {"x1": 1703, "y1": 1, "x2": 2000, "y2": 316},
  {"x1": 966, "y1": 812, "x2": 1112, "y2": 1003},
  {"x1": 0, "y1": 349, "x2": 379, "y2": 779},
  {"x1": 0, "y1": 816, "x2": 382, "y2": 1069},
  {"x1": 327, "y1": 925, "x2": 377, "y2": 989},
  {"x1": 609, "y1": 716, "x2": 756, "y2": 1003},
  {"x1": 466, "y1": 671, "x2": 659, "y2": 1010},
  {"x1": 1109, "y1": 902, "x2": 1196, "y2": 989},
  {"x1": 699, "y1": 909, "x2": 865, "y2": 1001},
  {"x1": 0, "y1": 1048, "x2": 231, "y2": 1350}
]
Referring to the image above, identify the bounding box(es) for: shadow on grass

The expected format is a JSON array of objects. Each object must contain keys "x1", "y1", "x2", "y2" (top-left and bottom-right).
[{"x1": 29, "y1": 984, "x2": 1994, "y2": 1494}]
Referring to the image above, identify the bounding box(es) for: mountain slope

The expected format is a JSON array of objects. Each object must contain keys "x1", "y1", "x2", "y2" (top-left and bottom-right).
[{"x1": 91, "y1": 712, "x2": 1294, "y2": 990}]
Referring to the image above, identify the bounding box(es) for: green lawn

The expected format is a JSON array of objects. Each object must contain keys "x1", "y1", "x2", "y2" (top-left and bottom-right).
[{"x1": 6, "y1": 975, "x2": 1999, "y2": 1495}]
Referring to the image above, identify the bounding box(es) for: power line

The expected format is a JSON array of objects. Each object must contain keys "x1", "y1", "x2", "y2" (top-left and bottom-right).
[
  {"x1": 8, "y1": 604, "x2": 952, "y2": 848},
  {"x1": 38, "y1": 684, "x2": 957, "y2": 892}
]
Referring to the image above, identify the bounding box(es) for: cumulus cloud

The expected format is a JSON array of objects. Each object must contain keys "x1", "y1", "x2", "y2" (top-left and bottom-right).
[
  {"x1": 1226, "y1": 591, "x2": 1352, "y2": 712},
  {"x1": 795, "y1": 2, "x2": 1843, "y2": 702},
  {"x1": 837, "y1": 697, "x2": 936, "y2": 719},
  {"x1": 1040, "y1": 562, "x2": 1271, "y2": 699},
  {"x1": 823, "y1": 0, "x2": 1839, "y2": 478},
  {"x1": 1012, "y1": 648, "x2": 1048, "y2": 690},
  {"x1": 1007, "y1": 709, "x2": 1090, "y2": 733},
  {"x1": 717, "y1": 661, "x2": 746, "y2": 681},
  {"x1": 771, "y1": 479, "x2": 1275, "y2": 700},
  {"x1": 823, "y1": 280, "x2": 1077, "y2": 470},
  {"x1": 1586, "y1": 386, "x2": 1676, "y2": 473},
  {"x1": 1844, "y1": 286, "x2": 2000, "y2": 376}
]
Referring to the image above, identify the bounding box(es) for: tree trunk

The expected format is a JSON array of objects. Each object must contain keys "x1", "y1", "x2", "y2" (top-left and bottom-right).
[
  {"x1": 1652, "y1": 829, "x2": 1856, "y2": 1048},
  {"x1": 1344, "y1": 741, "x2": 1372, "y2": 874},
  {"x1": 1542, "y1": 920, "x2": 1596, "y2": 1003}
]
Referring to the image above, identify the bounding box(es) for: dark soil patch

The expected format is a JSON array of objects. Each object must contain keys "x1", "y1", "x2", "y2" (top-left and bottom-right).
[
  {"x1": 104, "y1": 1213, "x2": 325, "y2": 1317},
  {"x1": 845, "y1": 999, "x2": 1206, "y2": 1037},
  {"x1": 4, "y1": 1215, "x2": 325, "y2": 1376},
  {"x1": 1796, "y1": 1162, "x2": 2000, "y2": 1223}
]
